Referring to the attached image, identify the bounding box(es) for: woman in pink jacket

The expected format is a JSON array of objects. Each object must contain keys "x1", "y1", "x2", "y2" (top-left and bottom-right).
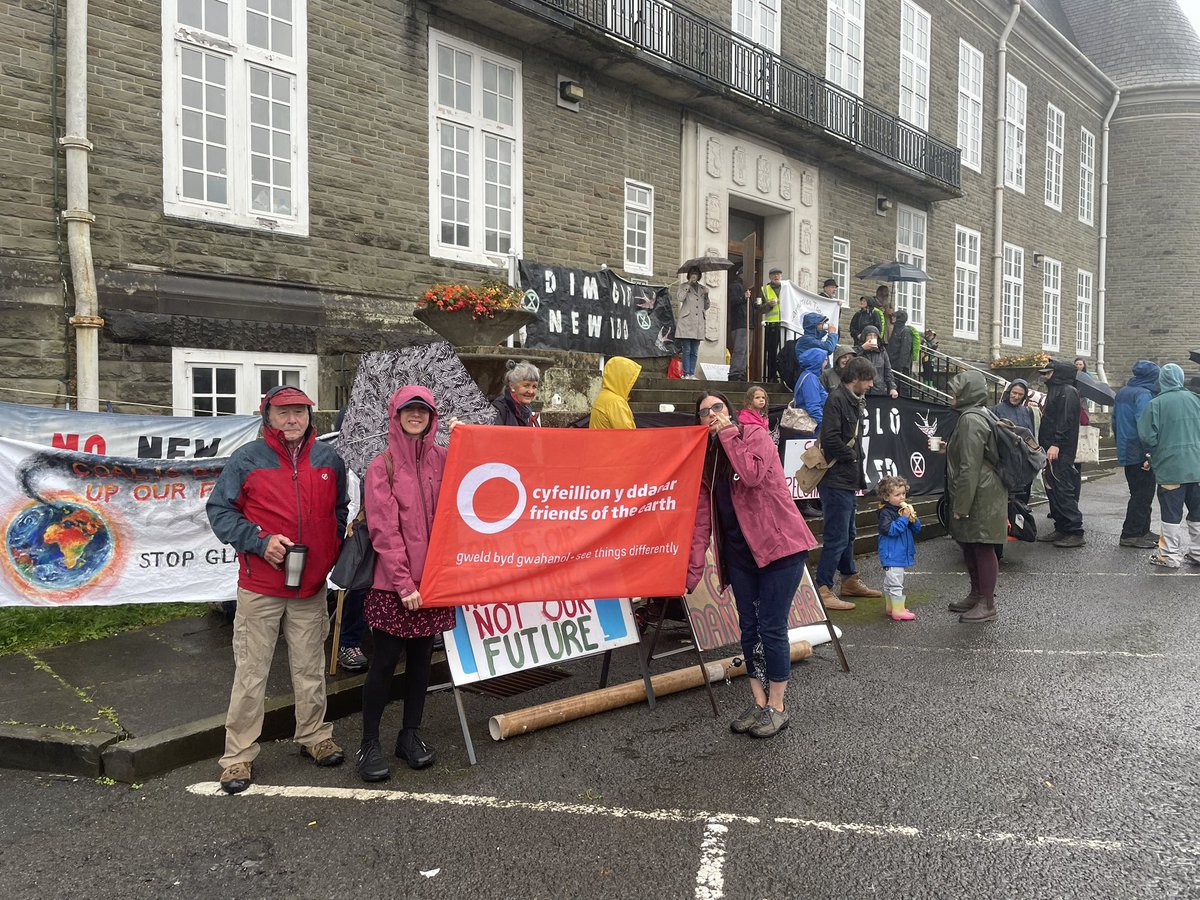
[
  {"x1": 687, "y1": 391, "x2": 818, "y2": 739},
  {"x1": 356, "y1": 385, "x2": 456, "y2": 782}
]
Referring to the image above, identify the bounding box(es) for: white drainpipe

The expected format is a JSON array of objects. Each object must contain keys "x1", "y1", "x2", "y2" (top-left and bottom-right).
[
  {"x1": 990, "y1": 1, "x2": 1022, "y2": 363},
  {"x1": 61, "y1": 0, "x2": 102, "y2": 412}
]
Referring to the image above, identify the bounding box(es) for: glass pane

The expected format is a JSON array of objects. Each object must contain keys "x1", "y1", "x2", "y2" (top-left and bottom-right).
[
  {"x1": 272, "y1": 130, "x2": 289, "y2": 157},
  {"x1": 205, "y1": 84, "x2": 225, "y2": 116},
  {"x1": 260, "y1": 369, "x2": 278, "y2": 394},
  {"x1": 206, "y1": 53, "x2": 225, "y2": 85},
  {"x1": 272, "y1": 101, "x2": 289, "y2": 130},
  {"x1": 249, "y1": 0, "x2": 268, "y2": 11},
  {"x1": 252, "y1": 155, "x2": 270, "y2": 182},
  {"x1": 205, "y1": 0, "x2": 229, "y2": 36},
  {"x1": 282, "y1": 369, "x2": 300, "y2": 387},
  {"x1": 182, "y1": 109, "x2": 203, "y2": 139},
  {"x1": 182, "y1": 78, "x2": 203, "y2": 111},
  {"x1": 251, "y1": 97, "x2": 269, "y2": 125},
  {"x1": 194, "y1": 397, "x2": 214, "y2": 416},
  {"x1": 273, "y1": 159, "x2": 291, "y2": 187},
  {"x1": 215, "y1": 367, "x2": 236, "y2": 393},
  {"x1": 272, "y1": 73, "x2": 289, "y2": 99},
  {"x1": 253, "y1": 187, "x2": 271, "y2": 211},
  {"x1": 207, "y1": 175, "x2": 227, "y2": 204},
  {"x1": 207, "y1": 146, "x2": 226, "y2": 174},
  {"x1": 216, "y1": 397, "x2": 237, "y2": 416},
  {"x1": 250, "y1": 67, "x2": 269, "y2": 97},
  {"x1": 182, "y1": 170, "x2": 204, "y2": 199},
  {"x1": 179, "y1": 0, "x2": 203, "y2": 28},
  {"x1": 207, "y1": 115, "x2": 225, "y2": 145},
  {"x1": 192, "y1": 367, "x2": 212, "y2": 393},
  {"x1": 247, "y1": 12, "x2": 269, "y2": 48},
  {"x1": 274, "y1": 189, "x2": 291, "y2": 214},
  {"x1": 272, "y1": 20, "x2": 292, "y2": 55},
  {"x1": 272, "y1": 0, "x2": 291, "y2": 20},
  {"x1": 181, "y1": 47, "x2": 203, "y2": 79},
  {"x1": 456, "y1": 82, "x2": 470, "y2": 113},
  {"x1": 182, "y1": 140, "x2": 203, "y2": 170},
  {"x1": 251, "y1": 125, "x2": 269, "y2": 154}
]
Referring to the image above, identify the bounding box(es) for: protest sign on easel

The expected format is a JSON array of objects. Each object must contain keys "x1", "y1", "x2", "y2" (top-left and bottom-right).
[{"x1": 439, "y1": 597, "x2": 651, "y2": 764}]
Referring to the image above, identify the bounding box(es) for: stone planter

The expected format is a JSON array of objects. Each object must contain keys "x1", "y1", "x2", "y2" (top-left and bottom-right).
[{"x1": 413, "y1": 307, "x2": 537, "y2": 347}]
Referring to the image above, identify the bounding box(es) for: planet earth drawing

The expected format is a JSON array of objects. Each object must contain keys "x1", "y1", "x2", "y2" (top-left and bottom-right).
[{"x1": 4, "y1": 501, "x2": 115, "y2": 593}]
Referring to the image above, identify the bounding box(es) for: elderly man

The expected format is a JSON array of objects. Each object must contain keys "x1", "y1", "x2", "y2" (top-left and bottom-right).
[
  {"x1": 757, "y1": 267, "x2": 784, "y2": 382},
  {"x1": 1138, "y1": 363, "x2": 1200, "y2": 568},
  {"x1": 207, "y1": 385, "x2": 349, "y2": 794}
]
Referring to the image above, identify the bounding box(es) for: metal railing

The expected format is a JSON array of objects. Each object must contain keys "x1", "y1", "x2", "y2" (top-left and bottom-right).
[{"x1": 513, "y1": 0, "x2": 961, "y2": 190}]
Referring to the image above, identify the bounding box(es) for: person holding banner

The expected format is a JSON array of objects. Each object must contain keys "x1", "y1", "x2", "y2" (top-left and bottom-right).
[
  {"x1": 356, "y1": 386, "x2": 458, "y2": 782},
  {"x1": 687, "y1": 391, "x2": 818, "y2": 739},
  {"x1": 492, "y1": 360, "x2": 542, "y2": 427},
  {"x1": 206, "y1": 385, "x2": 349, "y2": 795}
]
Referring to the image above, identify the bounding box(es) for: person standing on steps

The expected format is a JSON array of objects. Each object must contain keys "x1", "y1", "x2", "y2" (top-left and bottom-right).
[
  {"x1": 757, "y1": 267, "x2": 784, "y2": 383},
  {"x1": 676, "y1": 266, "x2": 709, "y2": 380},
  {"x1": 1035, "y1": 360, "x2": 1086, "y2": 548},
  {"x1": 589, "y1": 356, "x2": 641, "y2": 429},
  {"x1": 815, "y1": 356, "x2": 884, "y2": 611},
  {"x1": 728, "y1": 265, "x2": 750, "y2": 382},
  {"x1": 945, "y1": 370, "x2": 1008, "y2": 623}
]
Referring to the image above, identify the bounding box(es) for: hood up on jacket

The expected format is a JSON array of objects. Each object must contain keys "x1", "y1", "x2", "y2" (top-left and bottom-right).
[
  {"x1": 801, "y1": 312, "x2": 828, "y2": 336},
  {"x1": 950, "y1": 370, "x2": 988, "y2": 410},
  {"x1": 386, "y1": 385, "x2": 440, "y2": 469},
  {"x1": 1159, "y1": 363, "x2": 1186, "y2": 393},
  {"x1": 1126, "y1": 360, "x2": 1161, "y2": 393},
  {"x1": 892, "y1": 310, "x2": 909, "y2": 329},
  {"x1": 600, "y1": 356, "x2": 641, "y2": 400},
  {"x1": 859, "y1": 324, "x2": 881, "y2": 348},
  {"x1": 1042, "y1": 358, "x2": 1079, "y2": 385},
  {"x1": 1000, "y1": 378, "x2": 1030, "y2": 406},
  {"x1": 831, "y1": 344, "x2": 857, "y2": 366},
  {"x1": 798, "y1": 346, "x2": 828, "y2": 379}
]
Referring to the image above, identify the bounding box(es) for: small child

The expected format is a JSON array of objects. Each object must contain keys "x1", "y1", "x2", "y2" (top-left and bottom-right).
[
  {"x1": 876, "y1": 475, "x2": 921, "y2": 621},
  {"x1": 738, "y1": 385, "x2": 769, "y2": 430}
]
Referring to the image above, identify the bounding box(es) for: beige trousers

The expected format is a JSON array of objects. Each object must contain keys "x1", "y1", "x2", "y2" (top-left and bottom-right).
[{"x1": 220, "y1": 587, "x2": 334, "y2": 768}]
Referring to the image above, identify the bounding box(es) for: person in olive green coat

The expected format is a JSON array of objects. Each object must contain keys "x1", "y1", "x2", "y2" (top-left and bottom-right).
[{"x1": 945, "y1": 370, "x2": 1008, "y2": 623}]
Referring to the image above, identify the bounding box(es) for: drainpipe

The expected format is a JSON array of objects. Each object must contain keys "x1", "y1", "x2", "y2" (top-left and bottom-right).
[
  {"x1": 61, "y1": 0, "x2": 102, "y2": 412},
  {"x1": 989, "y1": 0, "x2": 1021, "y2": 363},
  {"x1": 1094, "y1": 90, "x2": 1119, "y2": 384}
]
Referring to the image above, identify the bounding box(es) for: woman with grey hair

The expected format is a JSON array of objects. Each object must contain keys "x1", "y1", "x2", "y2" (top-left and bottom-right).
[{"x1": 492, "y1": 360, "x2": 541, "y2": 427}]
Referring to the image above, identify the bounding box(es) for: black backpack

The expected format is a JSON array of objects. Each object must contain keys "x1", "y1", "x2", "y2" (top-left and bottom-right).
[
  {"x1": 964, "y1": 408, "x2": 1047, "y2": 493},
  {"x1": 778, "y1": 338, "x2": 801, "y2": 391}
]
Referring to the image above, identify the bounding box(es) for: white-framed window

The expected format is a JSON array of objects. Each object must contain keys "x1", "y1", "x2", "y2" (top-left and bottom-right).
[
  {"x1": 895, "y1": 205, "x2": 926, "y2": 328},
  {"x1": 1041, "y1": 257, "x2": 1061, "y2": 351},
  {"x1": 831, "y1": 237, "x2": 850, "y2": 305},
  {"x1": 953, "y1": 225, "x2": 980, "y2": 340},
  {"x1": 171, "y1": 348, "x2": 319, "y2": 416},
  {"x1": 956, "y1": 40, "x2": 984, "y2": 172},
  {"x1": 1045, "y1": 104, "x2": 1064, "y2": 211},
  {"x1": 623, "y1": 180, "x2": 654, "y2": 275},
  {"x1": 608, "y1": 0, "x2": 674, "y2": 56},
  {"x1": 1079, "y1": 127, "x2": 1096, "y2": 226},
  {"x1": 898, "y1": 1, "x2": 931, "y2": 130},
  {"x1": 1076, "y1": 269, "x2": 1093, "y2": 355},
  {"x1": 732, "y1": 0, "x2": 780, "y2": 52},
  {"x1": 1004, "y1": 75, "x2": 1026, "y2": 192},
  {"x1": 428, "y1": 30, "x2": 523, "y2": 266},
  {"x1": 826, "y1": 0, "x2": 864, "y2": 96},
  {"x1": 161, "y1": 0, "x2": 309, "y2": 235},
  {"x1": 1002, "y1": 242, "x2": 1024, "y2": 346}
]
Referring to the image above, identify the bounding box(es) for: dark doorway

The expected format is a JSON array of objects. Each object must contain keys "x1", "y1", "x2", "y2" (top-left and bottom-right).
[{"x1": 728, "y1": 210, "x2": 765, "y2": 382}]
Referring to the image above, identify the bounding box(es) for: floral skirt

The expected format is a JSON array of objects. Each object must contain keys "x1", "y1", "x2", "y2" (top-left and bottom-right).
[{"x1": 364, "y1": 588, "x2": 456, "y2": 638}]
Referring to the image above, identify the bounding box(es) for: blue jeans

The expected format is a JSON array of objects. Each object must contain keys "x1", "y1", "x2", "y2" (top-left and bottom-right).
[
  {"x1": 339, "y1": 588, "x2": 367, "y2": 648},
  {"x1": 679, "y1": 338, "x2": 700, "y2": 376},
  {"x1": 726, "y1": 552, "x2": 807, "y2": 683},
  {"x1": 815, "y1": 485, "x2": 857, "y2": 589}
]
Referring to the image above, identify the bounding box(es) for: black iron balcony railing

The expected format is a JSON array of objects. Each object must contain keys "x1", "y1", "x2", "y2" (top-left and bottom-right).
[{"x1": 522, "y1": 0, "x2": 961, "y2": 191}]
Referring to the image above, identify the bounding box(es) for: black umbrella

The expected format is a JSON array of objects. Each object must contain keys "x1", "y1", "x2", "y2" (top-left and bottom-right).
[
  {"x1": 1073, "y1": 370, "x2": 1116, "y2": 407},
  {"x1": 677, "y1": 255, "x2": 735, "y2": 275},
  {"x1": 856, "y1": 260, "x2": 930, "y2": 282},
  {"x1": 1188, "y1": 348, "x2": 1200, "y2": 366}
]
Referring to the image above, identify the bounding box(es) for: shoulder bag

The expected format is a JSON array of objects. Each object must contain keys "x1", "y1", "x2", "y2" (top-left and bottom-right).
[
  {"x1": 330, "y1": 453, "x2": 393, "y2": 591},
  {"x1": 780, "y1": 374, "x2": 818, "y2": 434}
]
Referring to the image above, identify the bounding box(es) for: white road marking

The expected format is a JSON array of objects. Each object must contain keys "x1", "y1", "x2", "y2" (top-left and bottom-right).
[
  {"x1": 694, "y1": 821, "x2": 728, "y2": 900},
  {"x1": 843, "y1": 643, "x2": 1169, "y2": 659},
  {"x1": 773, "y1": 817, "x2": 921, "y2": 838},
  {"x1": 907, "y1": 570, "x2": 1200, "y2": 577},
  {"x1": 773, "y1": 818, "x2": 1123, "y2": 852}
]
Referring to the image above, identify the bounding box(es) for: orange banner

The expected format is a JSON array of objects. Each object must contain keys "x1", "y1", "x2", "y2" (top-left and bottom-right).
[{"x1": 419, "y1": 425, "x2": 708, "y2": 607}]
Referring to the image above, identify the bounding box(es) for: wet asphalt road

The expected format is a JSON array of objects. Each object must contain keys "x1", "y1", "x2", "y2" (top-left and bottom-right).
[{"x1": 1, "y1": 474, "x2": 1198, "y2": 899}]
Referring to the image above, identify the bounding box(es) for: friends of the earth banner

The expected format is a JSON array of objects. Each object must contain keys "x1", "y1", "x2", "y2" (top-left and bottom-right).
[
  {"x1": 0, "y1": 438, "x2": 237, "y2": 606},
  {"x1": 0, "y1": 400, "x2": 260, "y2": 459},
  {"x1": 419, "y1": 425, "x2": 707, "y2": 607},
  {"x1": 518, "y1": 260, "x2": 677, "y2": 357}
]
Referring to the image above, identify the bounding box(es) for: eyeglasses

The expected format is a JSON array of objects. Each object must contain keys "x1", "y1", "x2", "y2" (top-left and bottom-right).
[{"x1": 698, "y1": 401, "x2": 726, "y2": 419}]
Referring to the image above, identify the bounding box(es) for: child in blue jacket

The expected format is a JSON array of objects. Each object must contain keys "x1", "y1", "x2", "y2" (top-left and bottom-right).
[{"x1": 877, "y1": 475, "x2": 921, "y2": 621}]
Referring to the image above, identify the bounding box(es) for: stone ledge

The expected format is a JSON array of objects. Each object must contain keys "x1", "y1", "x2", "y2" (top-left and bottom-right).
[{"x1": 0, "y1": 724, "x2": 121, "y2": 777}]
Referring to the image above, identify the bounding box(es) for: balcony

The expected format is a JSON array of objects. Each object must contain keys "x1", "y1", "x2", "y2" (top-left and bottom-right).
[{"x1": 437, "y1": 0, "x2": 962, "y2": 201}]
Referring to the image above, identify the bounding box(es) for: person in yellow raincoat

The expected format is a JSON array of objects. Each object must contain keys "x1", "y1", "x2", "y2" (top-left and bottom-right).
[{"x1": 588, "y1": 356, "x2": 642, "y2": 429}]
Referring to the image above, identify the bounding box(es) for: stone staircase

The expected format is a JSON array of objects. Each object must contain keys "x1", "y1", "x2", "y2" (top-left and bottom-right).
[{"x1": 627, "y1": 374, "x2": 792, "y2": 414}]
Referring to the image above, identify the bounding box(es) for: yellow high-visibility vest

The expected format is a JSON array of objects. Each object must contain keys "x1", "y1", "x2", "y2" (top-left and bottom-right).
[{"x1": 760, "y1": 284, "x2": 781, "y2": 323}]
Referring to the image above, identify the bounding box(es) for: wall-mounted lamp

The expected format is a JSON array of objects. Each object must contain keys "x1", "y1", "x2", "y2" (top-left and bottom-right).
[
  {"x1": 875, "y1": 196, "x2": 894, "y2": 216},
  {"x1": 1032, "y1": 253, "x2": 1044, "y2": 267},
  {"x1": 558, "y1": 78, "x2": 584, "y2": 109}
]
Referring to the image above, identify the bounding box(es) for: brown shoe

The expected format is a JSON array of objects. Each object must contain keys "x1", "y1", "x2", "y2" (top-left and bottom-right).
[
  {"x1": 219, "y1": 761, "x2": 253, "y2": 795},
  {"x1": 839, "y1": 574, "x2": 882, "y2": 598},
  {"x1": 818, "y1": 585, "x2": 856, "y2": 611},
  {"x1": 300, "y1": 738, "x2": 345, "y2": 767}
]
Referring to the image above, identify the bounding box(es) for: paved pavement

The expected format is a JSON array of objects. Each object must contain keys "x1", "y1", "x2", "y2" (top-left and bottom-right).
[{"x1": 1, "y1": 473, "x2": 1198, "y2": 898}]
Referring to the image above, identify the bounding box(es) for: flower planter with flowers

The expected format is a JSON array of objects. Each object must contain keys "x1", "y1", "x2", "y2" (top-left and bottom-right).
[
  {"x1": 414, "y1": 279, "x2": 536, "y2": 347},
  {"x1": 990, "y1": 351, "x2": 1050, "y2": 386}
]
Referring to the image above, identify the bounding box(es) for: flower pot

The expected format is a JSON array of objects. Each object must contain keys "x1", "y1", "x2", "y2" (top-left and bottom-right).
[{"x1": 413, "y1": 307, "x2": 537, "y2": 347}]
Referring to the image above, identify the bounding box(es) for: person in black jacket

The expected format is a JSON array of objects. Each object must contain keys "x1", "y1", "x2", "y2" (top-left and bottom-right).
[
  {"x1": 1036, "y1": 359, "x2": 1085, "y2": 547},
  {"x1": 492, "y1": 360, "x2": 541, "y2": 427},
  {"x1": 727, "y1": 266, "x2": 749, "y2": 382},
  {"x1": 815, "y1": 356, "x2": 884, "y2": 610},
  {"x1": 849, "y1": 296, "x2": 875, "y2": 345}
]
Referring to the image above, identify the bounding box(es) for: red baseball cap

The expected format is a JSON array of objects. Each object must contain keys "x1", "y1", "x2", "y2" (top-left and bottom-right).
[{"x1": 264, "y1": 386, "x2": 314, "y2": 407}]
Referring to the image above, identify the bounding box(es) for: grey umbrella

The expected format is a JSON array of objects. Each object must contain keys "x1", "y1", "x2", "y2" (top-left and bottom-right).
[
  {"x1": 1072, "y1": 370, "x2": 1117, "y2": 407},
  {"x1": 856, "y1": 261, "x2": 931, "y2": 282},
  {"x1": 1188, "y1": 348, "x2": 1200, "y2": 366},
  {"x1": 677, "y1": 255, "x2": 735, "y2": 274}
]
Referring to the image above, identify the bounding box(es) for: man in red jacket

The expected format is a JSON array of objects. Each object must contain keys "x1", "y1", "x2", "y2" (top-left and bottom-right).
[{"x1": 207, "y1": 385, "x2": 349, "y2": 794}]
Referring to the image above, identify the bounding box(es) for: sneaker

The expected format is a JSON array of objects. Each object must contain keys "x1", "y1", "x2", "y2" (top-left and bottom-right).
[
  {"x1": 355, "y1": 739, "x2": 390, "y2": 783},
  {"x1": 219, "y1": 762, "x2": 252, "y2": 795},
  {"x1": 730, "y1": 702, "x2": 764, "y2": 735},
  {"x1": 396, "y1": 730, "x2": 436, "y2": 770},
  {"x1": 1148, "y1": 553, "x2": 1180, "y2": 569},
  {"x1": 1186, "y1": 551, "x2": 1200, "y2": 566},
  {"x1": 1119, "y1": 535, "x2": 1158, "y2": 549},
  {"x1": 748, "y1": 706, "x2": 790, "y2": 739},
  {"x1": 300, "y1": 738, "x2": 345, "y2": 767},
  {"x1": 1037, "y1": 530, "x2": 1065, "y2": 543},
  {"x1": 337, "y1": 646, "x2": 368, "y2": 672},
  {"x1": 1053, "y1": 534, "x2": 1086, "y2": 548}
]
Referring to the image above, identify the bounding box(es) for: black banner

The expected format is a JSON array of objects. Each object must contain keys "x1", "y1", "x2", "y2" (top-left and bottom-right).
[{"x1": 518, "y1": 261, "x2": 677, "y2": 357}]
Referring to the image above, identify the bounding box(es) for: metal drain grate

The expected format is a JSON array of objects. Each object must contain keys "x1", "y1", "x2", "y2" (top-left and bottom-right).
[{"x1": 460, "y1": 665, "x2": 573, "y2": 699}]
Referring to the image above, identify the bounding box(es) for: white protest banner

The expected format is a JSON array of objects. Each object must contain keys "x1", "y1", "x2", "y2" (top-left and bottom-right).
[
  {"x1": 0, "y1": 437, "x2": 236, "y2": 606},
  {"x1": 442, "y1": 598, "x2": 641, "y2": 685},
  {"x1": 0, "y1": 400, "x2": 260, "y2": 459},
  {"x1": 778, "y1": 281, "x2": 842, "y2": 337}
]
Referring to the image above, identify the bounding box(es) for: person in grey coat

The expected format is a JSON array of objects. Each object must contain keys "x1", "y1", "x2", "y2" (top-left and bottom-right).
[
  {"x1": 856, "y1": 326, "x2": 898, "y2": 398},
  {"x1": 675, "y1": 266, "x2": 709, "y2": 379}
]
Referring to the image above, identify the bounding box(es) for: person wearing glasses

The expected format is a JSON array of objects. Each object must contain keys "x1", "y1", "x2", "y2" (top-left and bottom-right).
[{"x1": 686, "y1": 391, "x2": 818, "y2": 739}]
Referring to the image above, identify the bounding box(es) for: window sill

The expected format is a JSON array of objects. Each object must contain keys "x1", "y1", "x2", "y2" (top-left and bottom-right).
[{"x1": 164, "y1": 204, "x2": 309, "y2": 238}]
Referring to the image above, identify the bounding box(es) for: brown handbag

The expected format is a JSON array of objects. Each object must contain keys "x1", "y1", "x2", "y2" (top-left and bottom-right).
[{"x1": 795, "y1": 442, "x2": 834, "y2": 493}]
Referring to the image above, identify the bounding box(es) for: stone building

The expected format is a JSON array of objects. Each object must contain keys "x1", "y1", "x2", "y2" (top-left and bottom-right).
[{"x1": 0, "y1": 0, "x2": 1196, "y2": 416}]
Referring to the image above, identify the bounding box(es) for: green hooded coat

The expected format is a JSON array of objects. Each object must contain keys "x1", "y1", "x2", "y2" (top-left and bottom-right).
[
  {"x1": 946, "y1": 370, "x2": 1009, "y2": 545},
  {"x1": 1137, "y1": 363, "x2": 1200, "y2": 485}
]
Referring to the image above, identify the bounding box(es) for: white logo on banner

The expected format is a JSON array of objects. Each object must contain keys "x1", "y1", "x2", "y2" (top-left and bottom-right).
[
  {"x1": 457, "y1": 463, "x2": 527, "y2": 535},
  {"x1": 910, "y1": 452, "x2": 926, "y2": 478}
]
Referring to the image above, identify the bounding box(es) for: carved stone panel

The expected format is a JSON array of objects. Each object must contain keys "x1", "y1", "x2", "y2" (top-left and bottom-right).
[
  {"x1": 800, "y1": 220, "x2": 813, "y2": 255},
  {"x1": 800, "y1": 170, "x2": 815, "y2": 207},
  {"x1": 707, "y1": 138, "x2": 723, "y2": 178},
  {"x1": 705, "y1": 193, "x2": 721, "y2": 233},
  {"x1": 732, "y1": 147, "x2": 747, "y2": 186},
  {"x1": 800, "y1": 267, "x2": 814, "y2": 291},
  {"x1": 704, "y1": 246, "x2": 723, "y2": 289},
  {"x1": 756, "y1": 156, "x2": 770, "y2": 193},
  {"x1": 779, "y1": 165, "x2": 793, "y2": 201}
]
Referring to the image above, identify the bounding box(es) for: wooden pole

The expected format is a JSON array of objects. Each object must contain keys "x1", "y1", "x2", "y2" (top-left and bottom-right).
[{"x1": 487, "y1": 640, "x2": 813, "y2": 741}]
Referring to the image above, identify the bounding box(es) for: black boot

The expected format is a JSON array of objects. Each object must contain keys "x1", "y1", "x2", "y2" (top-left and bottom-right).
[
  {"x1": 396, "y1": 729, "x2": 436, "y2": 770},
  {"x1": 355, "y1": 739, "x2": 390, "y2": 783},
  {"x1": 948, "y1": 592, "x2": 982, "y2": 613},
  {"x1": 959, "y1": 595, "x2": 997, "y2": 623}
]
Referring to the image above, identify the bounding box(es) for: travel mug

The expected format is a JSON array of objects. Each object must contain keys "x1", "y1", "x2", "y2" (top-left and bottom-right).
[{"x1": 283, "y1": 544, "x2": 308, "y2": 589}]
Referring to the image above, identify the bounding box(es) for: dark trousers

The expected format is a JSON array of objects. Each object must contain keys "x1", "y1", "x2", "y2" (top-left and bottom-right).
[
  {"x1": 815, "y1": 485, "x2": 858, "y2": 588},
  {"x1": 1157, "y1": 482, "x2": 1200, "y2": 526},
  {"x1": 360, "y1": 629, "x2": 434, "y2": 743},
  {"x1": 726, "y1": 552, "x2": 807, "y2": 683},
  {"x1": 339, "y1": 588, "x2": 367, "y2": 648},
  {"x1": 960, "y1": 541, "x2": 1000, "y2": 599},
  {"x1": 1121, "y1": 464, "x2": 1157, "y2": 539},
  {"x1": 1044, "y1": 458, "x2": 1084, "y2": 535},
  {"x1": 764, "y1": 322, "x2": 782, "y2": 381}
]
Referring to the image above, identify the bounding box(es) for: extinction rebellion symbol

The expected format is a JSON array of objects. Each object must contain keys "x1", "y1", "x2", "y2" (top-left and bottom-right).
[{"x1": 909, "y1": 452, "x2": 926, "y2": 479}]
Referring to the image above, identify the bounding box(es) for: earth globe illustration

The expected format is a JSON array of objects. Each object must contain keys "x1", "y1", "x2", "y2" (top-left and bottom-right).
[{"x1": 4, "y1": 500, "x2": 115, "y2": 593}]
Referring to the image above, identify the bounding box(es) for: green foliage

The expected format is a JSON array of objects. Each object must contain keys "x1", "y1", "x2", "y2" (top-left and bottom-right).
[{"x1": 0, "y1": 604, "x2": 210, "y2": 656}]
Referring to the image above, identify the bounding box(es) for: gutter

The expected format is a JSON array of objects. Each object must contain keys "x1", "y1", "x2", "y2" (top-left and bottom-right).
[{"x1": 989, "y1": 0, "x2": 1022, "y2": 363}]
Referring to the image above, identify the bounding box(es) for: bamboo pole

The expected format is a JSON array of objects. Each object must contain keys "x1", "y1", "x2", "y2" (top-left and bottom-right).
[{"x1": 488, "y1": 640, "x2": 813, "y2": 741}]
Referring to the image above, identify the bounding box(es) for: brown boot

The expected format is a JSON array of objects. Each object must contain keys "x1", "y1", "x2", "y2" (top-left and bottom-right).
[
  {"x1": 958, "y1": 595, "x2": 997, "y2": 623},
  {"x1": 839, "y1": 574, "x2": 882, "y2": 598},
  {"x1": 818, "y1": 585, "x2": 856, "y2": 611},
  {"x1": 948, "y1": 592, "x2": 982, "y2": 613}
]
